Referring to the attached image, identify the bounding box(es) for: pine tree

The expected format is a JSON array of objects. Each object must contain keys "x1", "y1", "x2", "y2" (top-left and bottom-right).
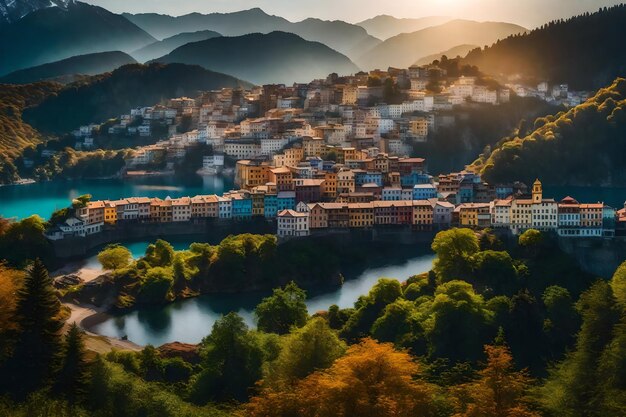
[
  {"x1": 53, "y1": 323, "x2": 90, "y2": 403},
  {"x1": 1, "y1": 258, "x2": 63, "y2": 397}
]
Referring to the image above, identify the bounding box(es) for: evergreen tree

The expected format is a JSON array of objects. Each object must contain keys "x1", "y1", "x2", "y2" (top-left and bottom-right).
[
  {"x1": 53, "y1": 323, "x2": 90, "y2": 403},
  {"x1": 1, "y1": 258, "x2": 63, "y2": 397}
]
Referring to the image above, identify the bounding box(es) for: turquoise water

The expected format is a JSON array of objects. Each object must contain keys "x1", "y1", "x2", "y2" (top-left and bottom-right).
[
  {"x1": 0, "y1": 175, "x2": 234, "y2": 220},
  {"x1": 544, "y1": 186, "x2": 626, "y2": 209},
  {"x1": 89, "y1": 251, "x2": 436, "y2": 346}
]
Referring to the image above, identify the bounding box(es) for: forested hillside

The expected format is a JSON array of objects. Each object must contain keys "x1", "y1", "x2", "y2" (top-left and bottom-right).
[
  {"x1": 470, "y1": 77, "x2": 626, "y2": 186},
  {"x1": 463, "y1": 5, "x2": 626, "y2": 89}
]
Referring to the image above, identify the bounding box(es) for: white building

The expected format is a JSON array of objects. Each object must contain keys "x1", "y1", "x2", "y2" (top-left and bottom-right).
[{"x1": 277, "y1": 209, "x2": 310, "y2": 238}]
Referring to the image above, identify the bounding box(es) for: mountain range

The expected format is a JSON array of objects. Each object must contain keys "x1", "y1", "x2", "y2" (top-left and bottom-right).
[
  {"x1": 0, "y1": 0, "x2": 71, "y2": 24},
  {"x1": 356, "y1": 19, "x2": 527, "y2": 70},
  {"x1": 356, "y1": 15, "x2": 451, "y2": 40},
  {"x1": 23, "y1": 63, "x2": 251, "y2": 134},
  {"x1": 123, "y1": 8, "x2": 380, "y2": 62},
  {"x1": 0, "y1": 1, "x2": 154, "y2": 76},
  {"x1": 0, "y1": 51, "x2": 137, "y2": 84},
  {"x1": 131, "y1": 30, "x2": 222, "y2": 63},
  {"x1": 463, "y1": 5, "x2": 626, "y2": 89},
  {"x1": 414, "y1": 44, "x2": 478, "y2": 66},
  {"x1": 150, "y1": 31, "x2": 360, "y2": 85}
]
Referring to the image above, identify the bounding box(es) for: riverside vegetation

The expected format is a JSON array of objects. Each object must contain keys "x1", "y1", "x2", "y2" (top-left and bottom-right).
[{"x1": 1, "y1": 227, "x2": 625, "y2": 416}]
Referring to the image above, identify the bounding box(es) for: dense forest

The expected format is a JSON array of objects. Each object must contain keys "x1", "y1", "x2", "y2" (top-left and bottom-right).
[
  {"x1": 470, "y1": 77, "x2": 626, "y2": 186},
  {"x1": 24, "y1": 63, "x2": 250, "y2": 134},
  {"x1": 1, "y1": 227, "x2": 625, "y2": 416},
  {"x1": 463, "y1": 5, "x2": 626, "y2": 89}
]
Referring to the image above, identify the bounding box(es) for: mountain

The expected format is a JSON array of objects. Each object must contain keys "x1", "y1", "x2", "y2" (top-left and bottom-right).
[
  {"x1": 463, "y1": 5, "x2": 626, "y2": 90},
  {"x1": 0, "y1": 51, "x2": 137, "y2": 84},
  {"x1": 356, "y1": 19, "x2": 527, "y2": 70},
  {"x1": 23, "y1": 63, "x2": 251, "y2": 134},
  {"x1": 0, "y1": 0, "x2": 71, "y2": 24},
  {"x1": 356, "y1": 15, "x2": 451, "y2": 40},
  {"x1": 151, "y1": 31, "x2": 359, "y2": 85},
  {"x1": 0, "y1": 82, "x2": 62, "y2": 162},
  {"x1": 131, "y1": 30, "x2": 222, "y2": 63},
  {"x1": 414, "y1": 44, "x2": 478, "y2": 66},
  {"x1": 470, "y1": 77, "x2": 626, "y2": 186},
  {"x1": 124, "y1": 8, "x2": 380, "y2": 61},
  {"x1": 0, "y1": 1, "x2": 155, "y2": 76}
]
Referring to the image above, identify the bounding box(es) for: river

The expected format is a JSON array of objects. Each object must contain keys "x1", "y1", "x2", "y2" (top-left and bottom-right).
[
  {"x1": 88, "y1": 243, "x2": 435, "y2": 346},
  {"x1": 0, "y1": 175, "x2": 234, "y2": 220}
]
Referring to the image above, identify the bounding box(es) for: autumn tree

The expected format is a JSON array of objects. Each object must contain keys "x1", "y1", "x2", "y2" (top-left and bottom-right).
[
  {"x1": 255, "y1": 282, "x2": 308, "y2": 334},
  {"x1": 452, "y1": 343, "x2": 539, "y2": 417},
  {"x1": 244, "y1": 338, "x2": 437, "y2": 417},
  {"x1": 0, "y1": 264, "x2": 23, "y2": 360}
]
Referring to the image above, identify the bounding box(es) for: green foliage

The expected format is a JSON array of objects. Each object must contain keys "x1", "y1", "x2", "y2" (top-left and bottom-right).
[
  {"x1": 255, "y1": 282, "x2": 308, "y2": 335},
  {"x1": 536, "y1": 281, "x2": 621, "y2": 416},
  {"x1": 610, "y1": 261, "x2": 626, "y2": 309},
  {"x1": 98, "y1": 245, "x2": 133, "y2": 271},
  {"x1": 53, "y1": 323, "x2": 90, "y2": 403},
  {"x1": 145, "y1": 239, "x2": 175, "y2": 268},
  {"x1": 371, "y1": 299, "x2": 424, "y2": 352},
  {"x1": 472, "y1": 77, "x2": 626, "y2": 185},
  {"x1": 265, "y1": 317, "x2": 345, "y2": 388},
  {"x1": 464, "y1": 5, "x2": 626, "y2": 89},
  {"x1": 189, "y1": 313, "x2": 267, "y2": 403},
  {"x1": 518, "y1": 229, "x2": 543, "y2": 248},
  {"x1": 432, "y1": 228, "x2": 480, "y2": 282},
  {"x1": 0, "y1": 216, "x2": 53, "y2": 267},
  {"x1": 138, "y1": 267, "x2": 173, "y2": 304},
  {"x1": 0, "y1": 259, "x2": 63, "y2": 397}
]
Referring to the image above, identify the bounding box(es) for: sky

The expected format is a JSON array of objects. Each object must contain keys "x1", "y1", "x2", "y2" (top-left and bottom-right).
[{"x1": 83, "y1": 0, "x2": 624, "y2": 28}]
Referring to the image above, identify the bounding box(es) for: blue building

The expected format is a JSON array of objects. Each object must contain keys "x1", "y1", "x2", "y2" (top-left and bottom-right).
[
  {"x1": 231, "y1": 194, "x2": 253, "y2": 218},
  {"x1": 400, "y1": 172, "x2": 432, "y2": 188},
  {"x1": 264, "y1": 194, "x2": 278, "y2": 218},
  {"x1": 355, "y1": 171, "x2": 383, "y2": 187},
  {"x1": 277, "y1": 191, "x2": 296, "y2": 212},
  {"x1": 413, "y1": 184, "x2": 438, "y2": 200}
]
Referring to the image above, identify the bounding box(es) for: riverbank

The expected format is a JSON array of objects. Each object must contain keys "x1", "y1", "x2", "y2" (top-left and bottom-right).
[{"x1": 64, "y1": 302, "x2": 142, "y2": 353}]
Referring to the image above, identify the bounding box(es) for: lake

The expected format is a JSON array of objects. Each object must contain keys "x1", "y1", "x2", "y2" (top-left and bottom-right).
[
  {"x1": 88, "y1": 247, "x2": 435, "y2": 346},
  {"x1": 0, "y1": 175, "x2": 234, "y2": 220}
]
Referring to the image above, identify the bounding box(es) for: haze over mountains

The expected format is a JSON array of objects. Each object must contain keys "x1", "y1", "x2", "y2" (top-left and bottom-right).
[
  {"x1": 414, "y1": 44, "x2": 478, "y2": 66},
  {"x1": 356, "y1": 15, "x2": 451, "y2": 40},
  {"x1": 0, "y1": 52, "x2": 137, "y2": 84},
  {"x1": 151, "y1": 32, "x2": 360, "y2": 85},
  {"x1": 131, "y1": 30, "x2": 222, "y2": 63},
  {"x1": 356, "y1": 19, "x2": 527, "y2": 70},
  {"x1": 123, "y1": 8, "x2": 381, "y2": 61},
  {"x1": 0, "y1": 1, "x2": 154, "y2": 76}
]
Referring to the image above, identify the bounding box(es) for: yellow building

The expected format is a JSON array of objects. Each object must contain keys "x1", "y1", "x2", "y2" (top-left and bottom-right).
[{"x1": 235, "y1": 160, "x2": 271, "y2": 189}]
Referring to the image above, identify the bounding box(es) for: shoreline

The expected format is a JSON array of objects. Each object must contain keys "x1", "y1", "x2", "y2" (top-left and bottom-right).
[{"x1": 64, "y1": 301, "x2": 142, "y2": 352}]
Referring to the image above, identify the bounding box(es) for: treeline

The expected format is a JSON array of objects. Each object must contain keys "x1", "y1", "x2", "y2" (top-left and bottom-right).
[
  {"x1": 463, "y1": 5, "x2": 626, "y2": 89},
  {"x1": 0, "y1": 82, "x2": 62, "y2": 183},
  {"x1": 470, "y1": 77, "x2": 626, "y2": 186},
  {"x1": 413, "y1": 95, "x2": 559, "y2": 174},
  {"x1": 23, "y1": 63, "x2": 249, "y2": 134},
  {"x1": 77, "y1": 234, "x2": 422, "y2": 309},
  {"x1": 1, "y1": 228, "x2": 625, "y2": 416}
]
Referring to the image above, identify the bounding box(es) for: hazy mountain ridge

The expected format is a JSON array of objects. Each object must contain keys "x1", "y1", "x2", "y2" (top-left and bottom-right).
[
  {"x1": 0, "y1": 0, "x2": 72, "y2": 24},
  {"x1": 23, "y1": 63, "x2": 252, "y2": 133},
  {"x1": 131, "y1": 30, "x2": 222, "y2": 63},
  {"x1": 356, "y1": 15, "x2": 451, "y2": 39},
  {"x1": 123, "y1": 8, "x2": 380, "y2": 61},
  {"x1": 356, "y1": 19, "x2": 527, "y2": 70},
  {"x1": 463, "y1": 5, "x2": 626, "y2": 89},
  {"x1": 0, "y1": 51, "x2": 137, "y2": 84},
  {"x1": 415, "y1": 44, "x2": 478, "y2": 66},
  {"x1": 150, "y1": 31, "x2": 360, "y2": 85},
  {"x1": 0, "y1": 1, "x2": 155, "y2": 76}
]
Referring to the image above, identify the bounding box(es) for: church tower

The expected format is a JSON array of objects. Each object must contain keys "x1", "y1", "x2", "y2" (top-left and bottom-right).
[{"x1": 532, "y1": 179, "x2": 542, "y2": 203}]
